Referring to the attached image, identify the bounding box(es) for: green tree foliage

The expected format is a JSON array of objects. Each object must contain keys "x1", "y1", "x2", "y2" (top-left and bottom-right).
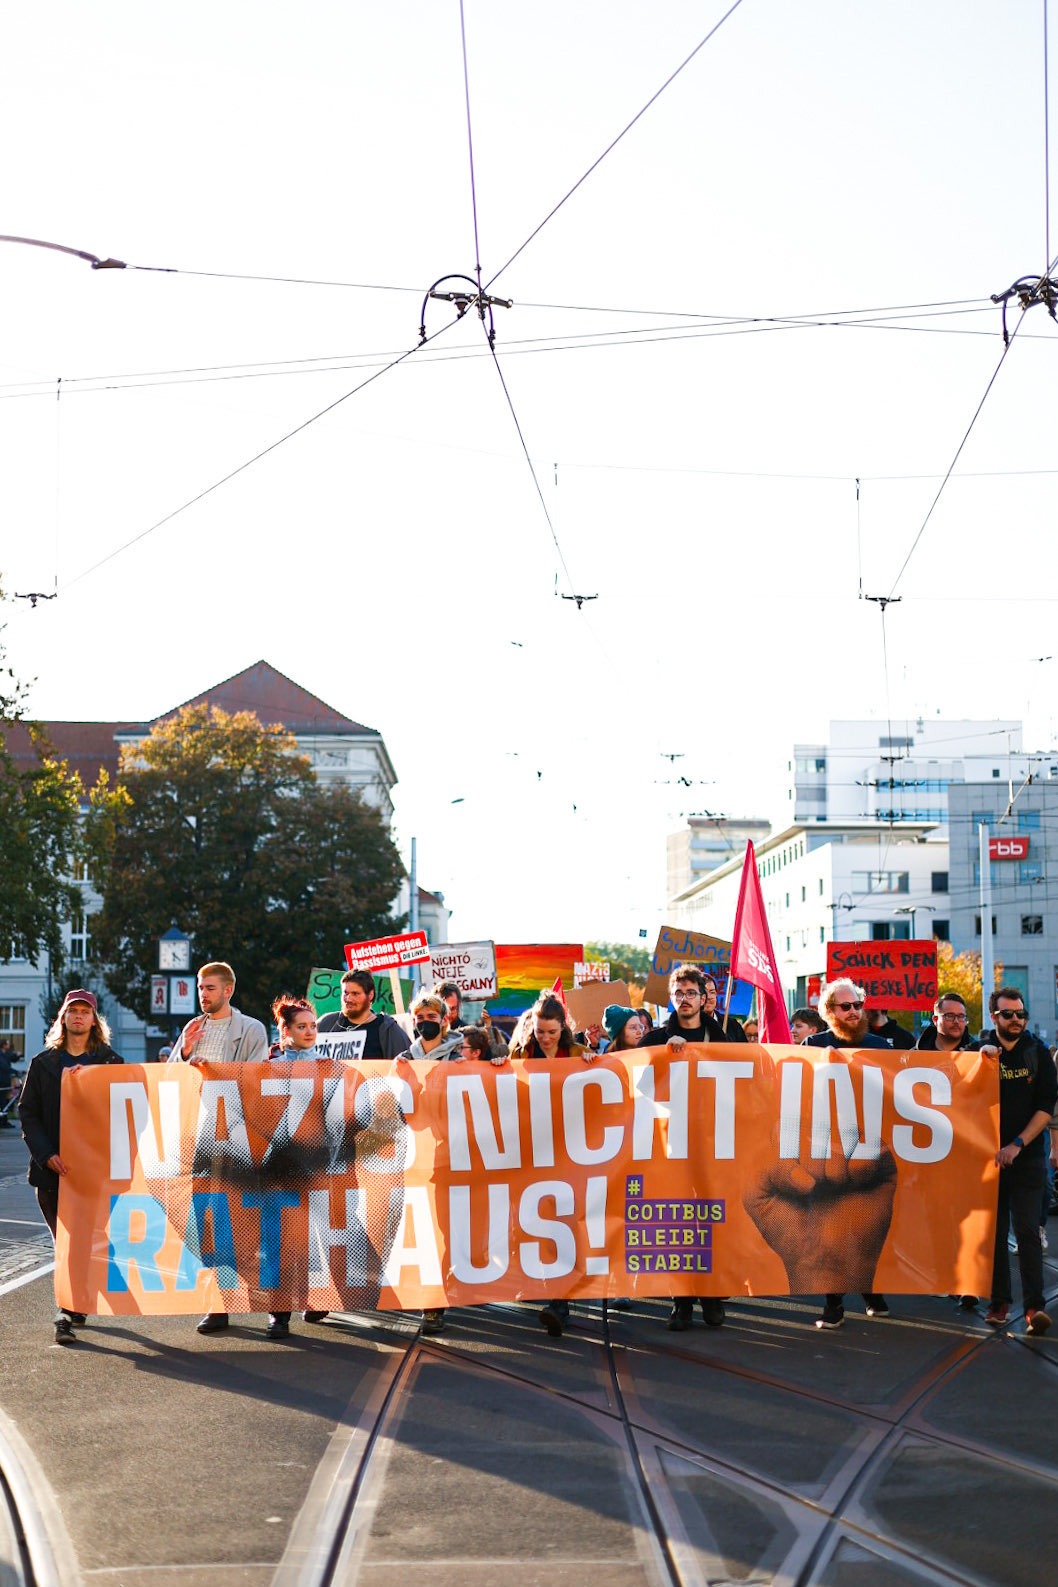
[
  {"x1": 585, "y1": 940, "x2": 652, "y2": 986},
  {"x1": 85, "y1": 704, "x2": 405, "y2": 1021},
  {"x1": 0, "y1": 585, "x2": 115, "y2": 973}
]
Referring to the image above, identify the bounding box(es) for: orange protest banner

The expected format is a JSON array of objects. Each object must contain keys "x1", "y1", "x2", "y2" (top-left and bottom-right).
[{"x1": 55, "y1": 1049, "x2": 998, "y2": 1316}]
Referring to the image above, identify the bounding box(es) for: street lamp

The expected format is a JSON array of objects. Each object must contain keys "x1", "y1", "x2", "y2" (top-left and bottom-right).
[
  {"x1": 894, "y1": 904, "x2": 935, "y2": 938},
  {"x1": 828, "y1": 892, "x2": 853, "y2": 937}
]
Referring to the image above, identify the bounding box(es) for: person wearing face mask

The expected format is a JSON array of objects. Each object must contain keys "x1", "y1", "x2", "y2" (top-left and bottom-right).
[{"x1": 406, "y1": 992, "x2": 466, "y2": 1062}]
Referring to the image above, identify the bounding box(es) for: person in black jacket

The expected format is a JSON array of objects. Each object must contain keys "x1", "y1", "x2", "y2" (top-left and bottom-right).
[
  {"x1": 803, "y1": 979, "x2": 892, "y2": 1330},
  {"x1": 915, "y1": 993, "x2": 974, "y2": 1053},
  {"x1": 641, "y1": 963, "x2": 734, "y2": 1329},
  {"x1": 867, "y1": 1008, "x2": 916, "y2": 1050},
  {"x1": 974, "y1": 987, "x2": 1058, "y2": 1334},
  {"x1": 19, "y1": 989, "x2": 123, "y2": 1343}
]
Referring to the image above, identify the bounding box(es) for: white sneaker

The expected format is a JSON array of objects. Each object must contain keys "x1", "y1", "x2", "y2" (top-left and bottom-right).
[{"x1": 1041, "y1": 1227, "x2": 1049, "y2": 1252}]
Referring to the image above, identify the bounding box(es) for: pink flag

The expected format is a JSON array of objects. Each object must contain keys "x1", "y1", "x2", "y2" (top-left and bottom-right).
[{"x1": 729, "y1": 840, "x2": 792, "y2": 1043}]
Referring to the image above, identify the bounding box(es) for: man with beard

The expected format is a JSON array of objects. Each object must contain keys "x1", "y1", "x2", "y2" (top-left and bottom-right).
[
  {"x1": 168, "y1": 961, "x2": 268, "y2": 1336},
  {"x1": 976, "y1": 987, "x2": 1057, "y2": 1334},
  {"x1": 916, "y1": 993, "x2": 974, "y2": 1054},
  {"x1": 804, "y1": 978, "x2": 892, "y2": 1330},
  {"x1": 642, "y1": 963, "x2": 733, "y2": 1329},
  {"x1": 317, "y1": 970, "x2": 412, "y2": 1060},
  {"x1": 916, "y1": 992, "x2": 977, "y2": 1309}
]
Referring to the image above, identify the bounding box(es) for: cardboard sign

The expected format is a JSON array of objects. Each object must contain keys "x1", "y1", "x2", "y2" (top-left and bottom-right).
[
  {"x1": 989, "y1": 836, "x2": 1029, "y2": 860},
  {"x1": 57, "y1": 1049, "x2": 999, "y2": 1314},
  {"x1": 428, "y1": 941, "x2": 497, "y2": 1000},
  {"x1": 306, "y1": 968, "x2": 412, "y2": 1017},
  {"x1": 644, "y1": 926, "x2": 736, "y2": 1008},
  {"x1": 565, "y1": 980, "x2": 631, "y2": 1031},
  {"x1": 825, "y1": 940, "x2": 938, "y2": 1009},
  {"x1": 344, "y1": 931, "x2": 430, "y2": 973}
]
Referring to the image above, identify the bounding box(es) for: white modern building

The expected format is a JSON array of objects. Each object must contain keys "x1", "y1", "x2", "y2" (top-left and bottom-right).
[
  {"x1": 790, "y1": 718, "x2": 1028, "y2": 827},
  {"x1": 666, "y1": 815, "x2": 772, "y2": 899},
  {"x1": 669, "y1": 819, "x2": 949, "y2": 1010},
  {"x1": 671, "y1": 717, "x2": 1058, "y2": 1026}
]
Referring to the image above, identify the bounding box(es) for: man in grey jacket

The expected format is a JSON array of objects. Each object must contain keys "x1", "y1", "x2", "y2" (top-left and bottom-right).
[
  {"x1": 167, "y1": 960, "x2": 268, "y2": 1336},
  {"x1": 167, "y1": 960, "x2": 269, "y2": 1066}
]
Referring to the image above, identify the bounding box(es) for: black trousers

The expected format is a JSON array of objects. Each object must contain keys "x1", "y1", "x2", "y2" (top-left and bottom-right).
[{"x1": 992, "y1": 1149, "x2": 1047, "y2": 1312}]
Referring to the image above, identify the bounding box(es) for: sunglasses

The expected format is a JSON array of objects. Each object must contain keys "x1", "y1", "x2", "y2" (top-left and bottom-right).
[
  {"x1": 834, "y1": 1000, "x2": 865, "y2": 1012},
  {"x1": 995, "y1": 1009, "x2": 1027, "y2": 1020}
]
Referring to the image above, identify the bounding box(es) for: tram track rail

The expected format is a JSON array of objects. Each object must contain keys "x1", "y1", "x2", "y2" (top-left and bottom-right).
[
  {"x1": 266, "y1": 1284, "x2": 1058, "y2": 1587},
  {"x1": 0, "y1": 1415, "x2": 77, "y2": 1587}
]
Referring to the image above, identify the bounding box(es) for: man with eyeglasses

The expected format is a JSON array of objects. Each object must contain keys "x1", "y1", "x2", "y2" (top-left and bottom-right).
[
  {"x1": 641, "y1": 963, "x2": 736, "y2": 1329},
  {"x1": 802, "y1": 979, "x2": 893, "y2": 1329},
  {"x1": 916, "y1": 993, "x2": 974, "y2": 1054},
  {"x1": 975, "y1": 987, "x2": 1057, "y2": 1334}
]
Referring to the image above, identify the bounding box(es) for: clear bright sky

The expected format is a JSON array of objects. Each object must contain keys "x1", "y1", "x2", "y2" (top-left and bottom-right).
[{"x1": 2, "y1": 1, "x2": 1056, "y2": 947}]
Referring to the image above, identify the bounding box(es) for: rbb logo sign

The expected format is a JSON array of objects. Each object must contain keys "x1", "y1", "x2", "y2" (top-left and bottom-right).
[
  {"x1": 746, "y1": 941, "x2": 774, "y2": 983},
  {"x1": 989, "y1": 836, "x2": 1030, "y2": 861}
]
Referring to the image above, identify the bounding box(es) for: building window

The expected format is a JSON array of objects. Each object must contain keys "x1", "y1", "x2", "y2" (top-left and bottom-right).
[
  {"x1": 974, "y1": 915, "x2": 998, "y2": 935},
  {"x1": 932, "y1": 919, "x2": 950, "y2": 940},
  {"x1": 819, "y1": 926, "x2": 825, "y2": 943},
  {"x1": 0, "y1": 1004, "x2": 26, "y2": 1058},
  {"x1": 931, "y1": 871, "x2": 949, "y2": 894},
  {"x1": 818, "y1": 878, "x2": 824, "y2": 894},
  {"x1": 69, "y1": 912, "x2": 91, "y2": 962},
  {"x1": 1018, "y1": 862, "x2": 1044, "y2": 885},
  {"x1": 851, "y1": 871, "x2": 910, "y2": 895},
  {"x1": 992, "y1": 769, "x2": 1001, "y2": 778},
  {"x1": 870, "y1": 921, "x2": 911, "y2": 940},
  {"x1": 1021, "y1": 915, "x2": 1044, "y2": 936},
  {"x1": 801, "y1": 886, "x2": 806, "y2": 902},
  {"x1": 1017, "y1": 811, "x2": 1041, "y2": 831},
  {"x1": 70, "y1": 858, "x2": 91, "y2": 884}
]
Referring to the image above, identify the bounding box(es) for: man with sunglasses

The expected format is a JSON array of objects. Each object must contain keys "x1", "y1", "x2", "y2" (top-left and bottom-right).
[
  {"x1": 803, "y1": 979, "x2": 893, "y2": 1328},
  {"x1": 975, "y1": 987, "x2": 1057, "y2": 1334}
]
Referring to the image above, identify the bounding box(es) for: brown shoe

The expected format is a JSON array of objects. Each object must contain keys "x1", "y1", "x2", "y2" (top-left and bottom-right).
[{"x1": 1026, "y1": 1308, "x2": 1051, "y2": 1335}]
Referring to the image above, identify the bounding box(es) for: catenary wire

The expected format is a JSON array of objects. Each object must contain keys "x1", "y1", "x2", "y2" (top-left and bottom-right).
[
  {"x1": 485, "y1": 0, "x2": 748, "y2": 290},
  {"x1": 885, "y1": 314, "x2": 1029, "y2": 599},
  {"x1": 487, "y1": 343, "x2": 578, "y2": 597},
  {"x1": 459, "y1": 0, "x2": 485, "y2": 293},
  {"x1": 0, "y1": 303, "x2": 1021, "y2": 404},
  {"x1": 62, "y1": 317, "x2": 461, "y2": 589}
]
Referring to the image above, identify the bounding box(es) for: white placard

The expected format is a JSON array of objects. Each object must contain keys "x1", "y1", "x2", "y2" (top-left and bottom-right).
[{"x1": 427, "y1": 940, "x2": 498, "y2": 1000}]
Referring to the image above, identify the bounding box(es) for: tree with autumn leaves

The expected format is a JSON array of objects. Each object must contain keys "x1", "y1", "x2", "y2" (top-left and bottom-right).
[
  {"x1": 0, "y1": 588, "x2": 121, "y2": 977},
  {"x1": 85, "y1": 704, "x2": 405, "y2": 1022}
]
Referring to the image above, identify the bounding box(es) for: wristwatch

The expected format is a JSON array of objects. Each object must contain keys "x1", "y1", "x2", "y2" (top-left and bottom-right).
[{"x1": 1013, "y1": 1136, "x2": 1025, "y2": 1149}]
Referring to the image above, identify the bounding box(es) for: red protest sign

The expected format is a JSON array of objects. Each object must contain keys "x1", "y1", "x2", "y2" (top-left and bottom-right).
[
  {"x1": 344, "y1": 930, "x2": 431, "y2": 974},
  {"x1": 825, "y1": 940, "x2": 937, "y2": 1009}
]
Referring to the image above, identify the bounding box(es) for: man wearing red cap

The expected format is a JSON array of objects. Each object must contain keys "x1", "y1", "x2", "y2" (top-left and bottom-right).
[{"x1": 19, "y1": 989, "x2": 123, "y2": 1344}]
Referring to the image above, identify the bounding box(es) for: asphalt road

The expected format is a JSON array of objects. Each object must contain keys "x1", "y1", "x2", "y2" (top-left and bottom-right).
[{"x1": 1, "y1": 1126, "x2": 1055, "y2": 1587}]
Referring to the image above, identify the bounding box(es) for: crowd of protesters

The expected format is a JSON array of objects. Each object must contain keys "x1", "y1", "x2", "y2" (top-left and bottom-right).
[{"x1": 16, "y1": 960, "x2": 1058, "y2": 1346}]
